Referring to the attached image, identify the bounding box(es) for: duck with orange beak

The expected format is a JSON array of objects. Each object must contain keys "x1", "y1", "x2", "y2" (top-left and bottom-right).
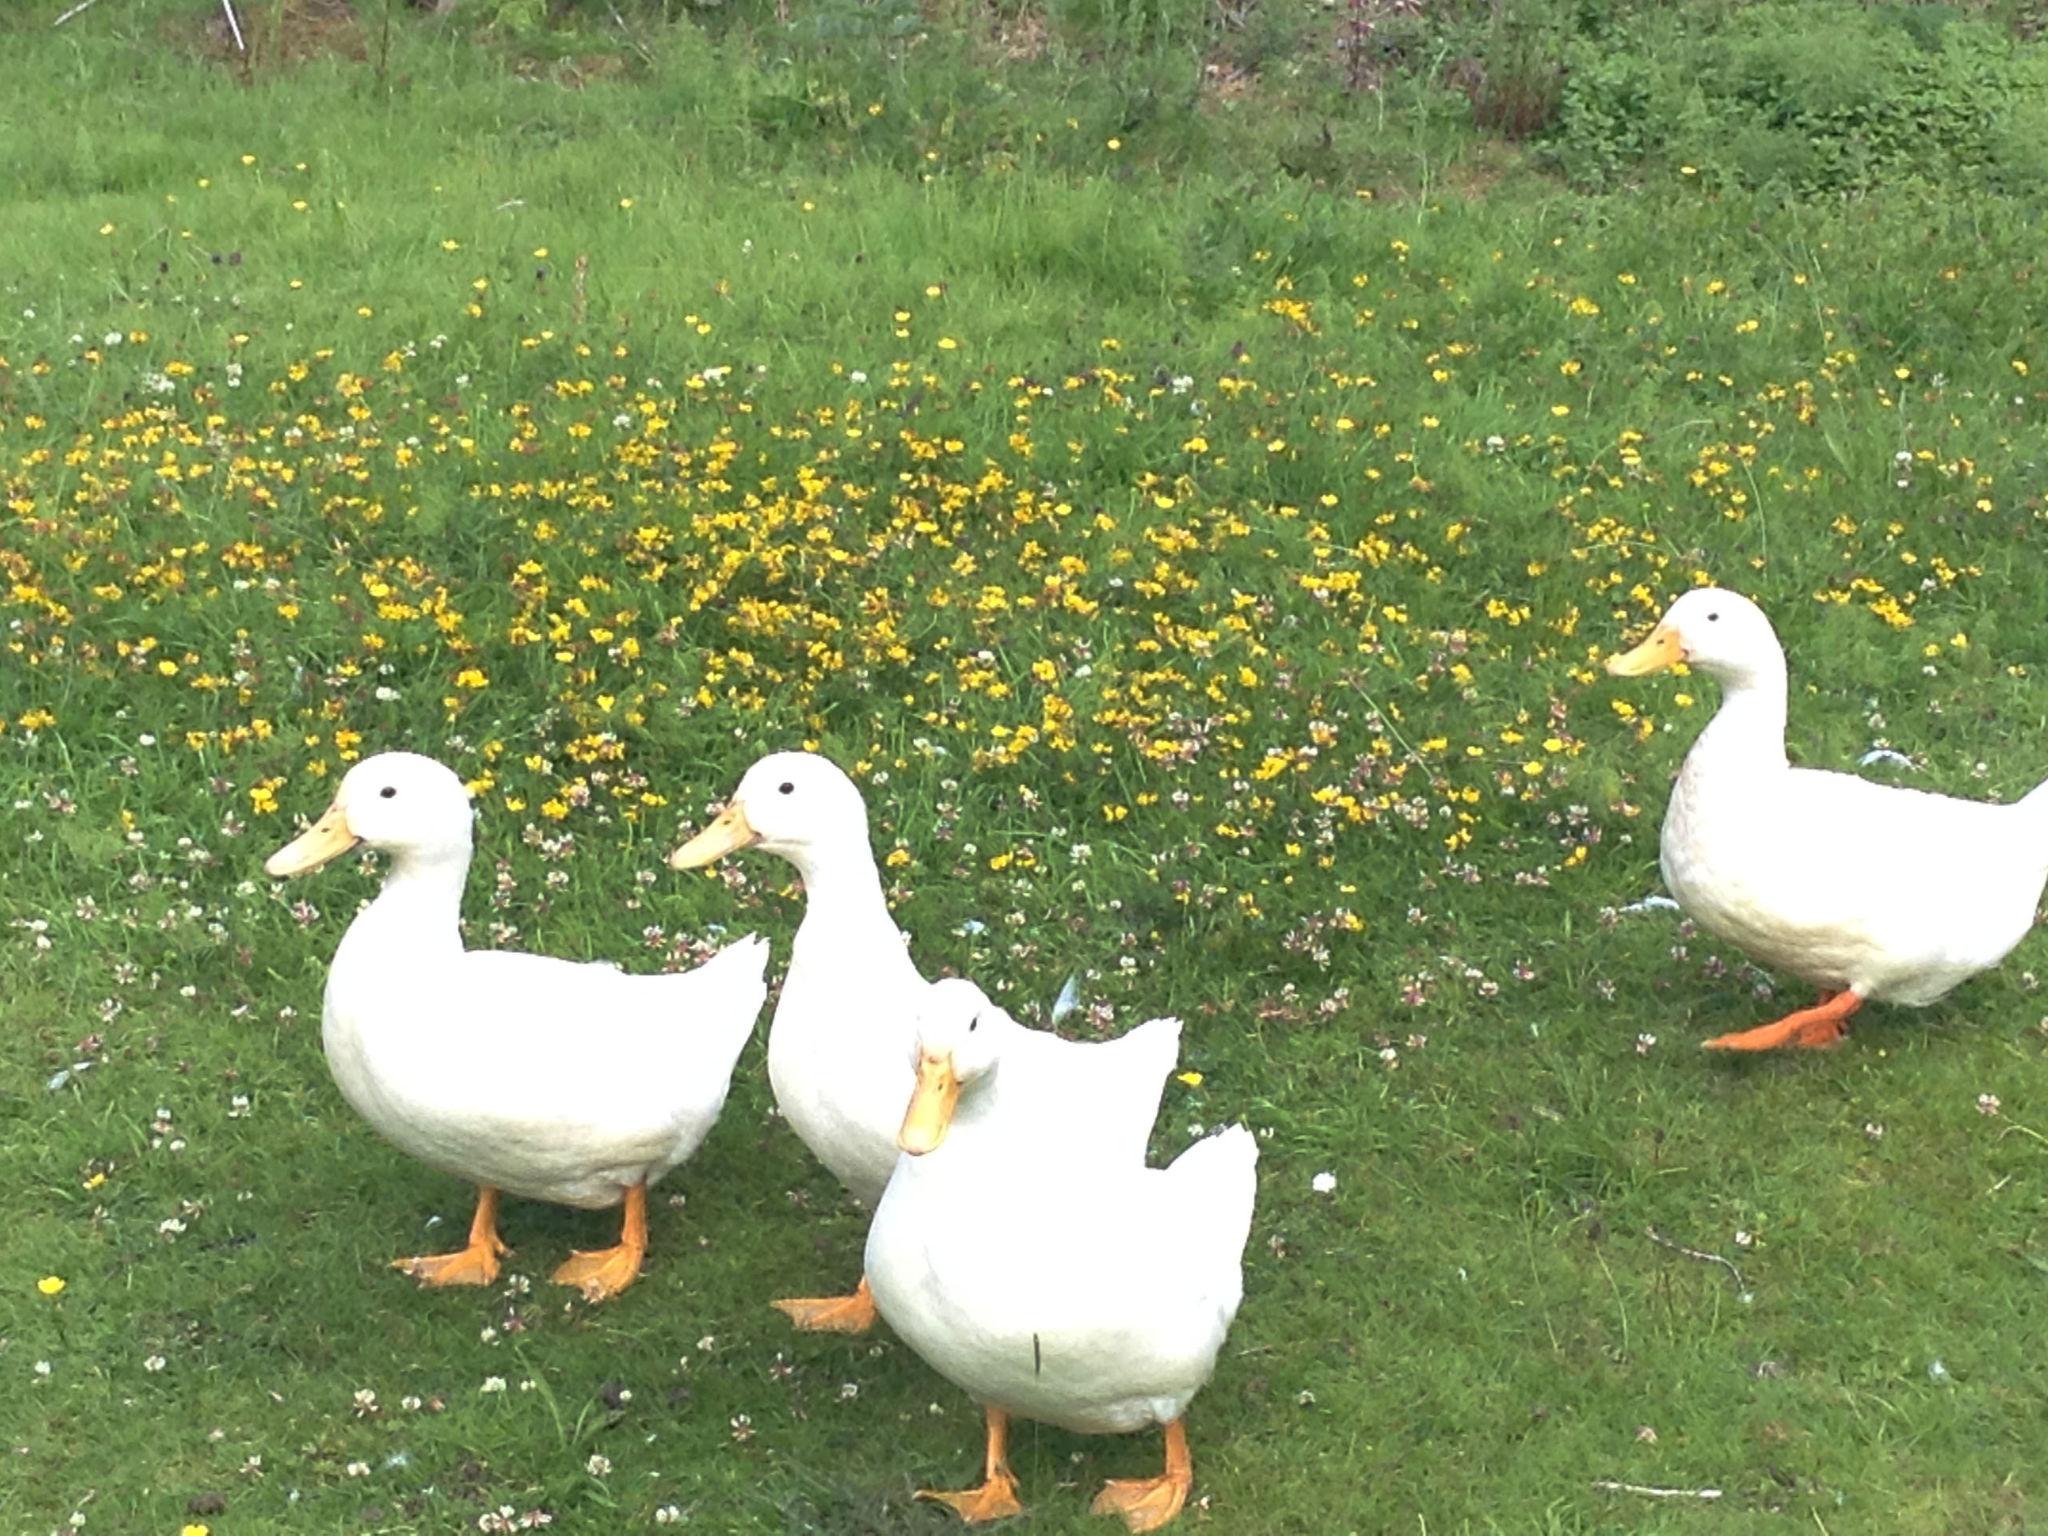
[
  {"x1": 265, "y1": 751, "x2": 769, "y2": 1298},
  {"x1": 667, "y1": 751, "x2": 1184, "y2": 1333},
  {"x1": 1609, "y1": 588, "x2": 2048, "y2": 1050},
  {"x1": 865, "y1": 979, "x2": 1258, "y2": 1531}
]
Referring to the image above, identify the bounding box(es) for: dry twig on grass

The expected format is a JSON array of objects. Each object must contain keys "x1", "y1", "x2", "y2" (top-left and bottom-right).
[
  {"x1": 1592, "y1": 1481, "x2": 1724, "y2": 1501},
  {"x1": 1647, "y1": 1226, "x2": 1749, "y2": 1293}
]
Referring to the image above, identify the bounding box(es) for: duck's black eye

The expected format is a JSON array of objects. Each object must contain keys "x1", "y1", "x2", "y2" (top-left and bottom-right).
[
  {"x1": 778, "y1": 781, "x2": 795, "y2": 795},
  {"x1": 379, "y1": 786, "x2": 397, "y2": 799},
  {"x1": 1707, "y1": 612, "x2": 1720, "y2": 622}
]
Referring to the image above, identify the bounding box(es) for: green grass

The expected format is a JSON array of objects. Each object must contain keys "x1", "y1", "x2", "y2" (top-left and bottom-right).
[{"x1": 4, "y1": 4, "x2": 2048, "y2": 1533}]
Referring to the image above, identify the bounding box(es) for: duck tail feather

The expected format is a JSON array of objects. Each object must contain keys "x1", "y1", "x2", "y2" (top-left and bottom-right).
[
  {"x1": 2023, "y1": 776, "x2": 2048, "y2": 841},
  {"x1": 1167, "y1": 1123, "x2": 1260, "y2": 1261},
  {"x1": 1125, "y1": 1013, "x2": 1185, "y2": 1078},
  {"x1": 1104, "y1": 1015, "x2": 1183, "y2": 1153},
  {"x1": 682, "y1": 933, "x2": 772, "y2": 1052}
]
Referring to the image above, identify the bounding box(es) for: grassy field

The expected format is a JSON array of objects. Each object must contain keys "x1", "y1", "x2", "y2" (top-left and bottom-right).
[{"x1": 5, "y1": 3, "x2": 2048, "y2": 1532}]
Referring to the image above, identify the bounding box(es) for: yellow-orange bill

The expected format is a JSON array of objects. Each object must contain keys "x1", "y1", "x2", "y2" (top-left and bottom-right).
[
  {"x1": 1605, "y1": 624, "x2": 1683, "y2": 678},
  {"x1": 897, "y1": 1051, "x2": 961, "y2": 1156},
  {"x1": 264, "y1": 802, "x2": 361, "y2": 878},
  {"x1": 667, "y1": 802, "x2": 760, "y2": 871}
]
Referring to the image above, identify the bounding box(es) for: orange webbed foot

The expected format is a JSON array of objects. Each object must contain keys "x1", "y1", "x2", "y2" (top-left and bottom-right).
[
  {"x1": 772, "y1": 1276, "x2": 879, "y2": 1334},
  {"x1": 392, "y1": 1237, "x2": 508, "y2": 1288},
  {"x1": 919, "y1": 1405, "x2": 1026, "y2": 1524},
  {"x1": 1090, "y1": 1475, "x2": 1190, "y2": 1533},
  {"x1": 1703, "y1": 989, "x2": 1862, "y2": 1053},
  {"x1": 550, "y1": 1243, "x2": 645, "y2": 1301},
  {"x1": 1090, "y1": 1419, "x2": 1194, "y2": 1533},
  {"x1": 393, "y1": 1186, "x2": 510, "y2": 1288},
  {"x1": 550, "y1": 1183, "x2": 648, "y2": 1302},
  {"x1": 917, "y1": 1474, "x2": 1026, "y2": 1524}
]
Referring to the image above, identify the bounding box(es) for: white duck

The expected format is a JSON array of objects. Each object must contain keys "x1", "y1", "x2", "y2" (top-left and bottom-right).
[
  {"x1": 1609, "y1": 587, "x2": 2048, "y2": 1050},
  {"x1": 866, "y1": 978, "x2": 1257, "y2": 1532},
  {"x1": 265, "y1": 751, "x2": 769, "y2": 1299},
  {"x1": 668, "y1": 751, "x2": 1181, "y2": 1332}
]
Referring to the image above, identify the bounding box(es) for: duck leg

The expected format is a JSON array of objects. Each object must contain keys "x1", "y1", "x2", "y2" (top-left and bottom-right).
[
  {"x1": 1090, "y1": 1418, "x2": 1194, "y2": 1532},
  {"x1": 393, "y1": 1185, "x2": 511, "y2": 1287},
  {"x1": 772, "y1": 1275, "x2": 880, "y2": 1333},
  {"x1": 917, "y1": 1404, "x2": 1026, "y2": 1523},
  {"x1": 551, "y1": 1182, "x2": 649, "y2": 1302},
  {"x1": 1703, "y1": 989, "x2": 1862, "y2": 1052}
]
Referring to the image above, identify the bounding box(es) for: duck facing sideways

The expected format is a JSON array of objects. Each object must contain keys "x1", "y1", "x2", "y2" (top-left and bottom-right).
[
  {"x1": 866, "y1": 978, "x2": 1257, "y2": 1532},
  {"x1": 266, "y1": 751, "x2": 769, "y2": 1299},
  {"x1": 1608, "y1": 588, "x2": 2048, "y2": 1051},
  {"x1": 669, "y1": 752, "x2": 1182, "y2": 1334}
]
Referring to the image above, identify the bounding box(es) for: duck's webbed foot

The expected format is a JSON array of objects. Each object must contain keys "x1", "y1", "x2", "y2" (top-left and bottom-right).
[{"x1": 1704, "y1": 989, "x2": 1861, "y2": 1052}]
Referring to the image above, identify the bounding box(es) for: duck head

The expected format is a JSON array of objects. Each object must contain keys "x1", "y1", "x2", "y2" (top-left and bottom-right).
[
  {"x1": 667, "y1": 750, "x2": 871, "y2": 873},
  {"x1": 264, "y1": 751, "x2": 474, "y2": 878},
  {"x1": 1607, "y1": 587, "x2": 1783, "y2": 689},
  {"x1": 896, "y1": 977, "x2": 1010, "y2": 1156}
]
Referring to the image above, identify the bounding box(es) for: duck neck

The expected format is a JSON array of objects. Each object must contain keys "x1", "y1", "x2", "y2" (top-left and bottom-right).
[
  {"x1": 901, "y1": 1073, "x2": 1006, "y2": 1188},
  {"x1": 1693, "y1": 654, "x2": 1790, "y2": 775},
  {"x1": 784, "y1": 835, "x2": 914, "y2": 966},
  {"x1": 338, "y1": 843, "x2": 471, "y2": 970}
]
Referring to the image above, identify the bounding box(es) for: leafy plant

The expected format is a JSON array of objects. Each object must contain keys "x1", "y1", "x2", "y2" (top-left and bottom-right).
[{"x1": 1469, "y1": 0, "x2": 1566, "y2": 139}]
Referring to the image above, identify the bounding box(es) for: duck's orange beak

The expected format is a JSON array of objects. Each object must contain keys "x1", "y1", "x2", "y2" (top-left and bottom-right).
[
  {"x1": 1606, "y1": 623, "x2": 1684, "y2": 677},
  {"x1": 897, "y1": 1051, "x2": 960, "y2": 1156},
  {"x1": 264, "y1": 800, "x2": 361, "y2": 878},
  {"x1": 668, "y1": 802, "x2": 759, "y2": 870}
]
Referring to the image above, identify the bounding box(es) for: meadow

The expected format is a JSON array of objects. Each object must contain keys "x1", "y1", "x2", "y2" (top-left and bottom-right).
[{"x1": 4, "y1": 1, "x2": 2048, "y2": 1532}]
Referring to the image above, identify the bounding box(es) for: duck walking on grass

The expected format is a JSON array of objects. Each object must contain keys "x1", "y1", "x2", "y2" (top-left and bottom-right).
[
  {"x1": 865, "y1": 978, "x2": 1256, "y2": 1532},
  {"x1": 668, "y1": 751, "x2": 1181, "y2": 1334},
  {"x1": 266, "y1": 751, "x2": 769, "y2": 1300},
  {"x1": 1608, "y1": 588, "x2": 2048, "y2": 1051}
]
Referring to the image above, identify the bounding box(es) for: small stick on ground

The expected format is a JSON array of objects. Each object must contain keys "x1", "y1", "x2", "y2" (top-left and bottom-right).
[
  {"x1": 53, "y1": 0, "x2": 107, "y2": 26},
  {"x1": 1592, "y1": 1480, "x2": 1723, "y2": 1501},
  {"x1": 1647, "y1": 1226, "x2": 1749, "y2": 1293}
]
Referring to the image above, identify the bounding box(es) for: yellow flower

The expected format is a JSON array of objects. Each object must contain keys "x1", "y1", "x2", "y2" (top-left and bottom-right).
[
  {"x1": 37, "y1": 1275, "x2": 65, "y2": 1296},
  {"x1": 1176, "y1": 1071, "x2": 1203, "y2": 1087}
]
